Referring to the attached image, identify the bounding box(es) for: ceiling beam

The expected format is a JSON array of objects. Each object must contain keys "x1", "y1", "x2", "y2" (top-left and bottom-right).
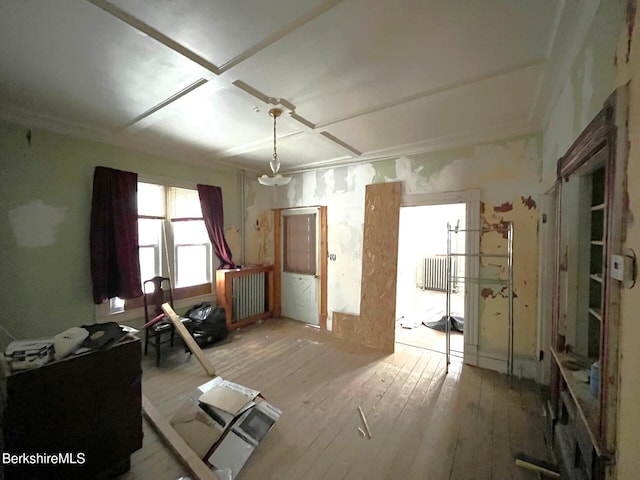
[
  {"x1": 218, "y1": 0, "x2": 345, "y2": 73},
  {"x1": 120, "y1": 78, "x2": 209, "y2": 130},
  {"x1": 87, "y1": 0, "x2": 223, "y2": 75}
]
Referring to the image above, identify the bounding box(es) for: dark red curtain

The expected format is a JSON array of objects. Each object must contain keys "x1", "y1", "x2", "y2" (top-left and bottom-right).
[
  {"x1": 90, "y1": 166, "x2": 143, "y2": 304},
  {"x1": 197, "y1": 184, "x2": 236, "y2": 269}
]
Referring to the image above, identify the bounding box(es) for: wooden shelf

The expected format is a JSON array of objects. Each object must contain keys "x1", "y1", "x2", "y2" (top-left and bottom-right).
[
  {"x1": 590, "y1": 274, "x2": 603, "y2": 283},
  {"x1": 591, "y1": 203, "x2": 606, "y2": 211},
  {"x1": 551, "y1": 346, "x2": 604, "y2": 457},
  {"x1": 591, "y1": 240, "x2": 604, "y2": 246}
]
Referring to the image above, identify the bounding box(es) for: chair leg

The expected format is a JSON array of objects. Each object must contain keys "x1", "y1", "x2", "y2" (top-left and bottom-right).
[
  {"x1": 155, "y1": 332, "x2": 161, "y2": 367},
  {"x1": 144, "y1": 330, "x2": 149, "y2": 356}
]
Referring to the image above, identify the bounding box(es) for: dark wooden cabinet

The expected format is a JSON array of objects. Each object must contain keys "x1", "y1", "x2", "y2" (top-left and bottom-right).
[{"x1": 2, "y1": 337, "x2": 143, "y2": 479}]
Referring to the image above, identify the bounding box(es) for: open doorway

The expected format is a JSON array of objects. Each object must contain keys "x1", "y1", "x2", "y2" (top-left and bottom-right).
[{"x1": 395, "y1": 203, "x2": 466, "y2": 357}]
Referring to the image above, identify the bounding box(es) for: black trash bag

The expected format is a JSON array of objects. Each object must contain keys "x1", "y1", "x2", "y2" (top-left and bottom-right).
[
  {"x1": 450, "y1": 315, "x2": 464, "y2": 333},
  {"x1": 423, "y1": 315, "x2": 464, "y2": 333},
  {"x1": 185, "y1": 302, "x2": 215, "y2": 323},
  {"x1": 183, "y1": 302, "x2": 228, "y2": 347}
]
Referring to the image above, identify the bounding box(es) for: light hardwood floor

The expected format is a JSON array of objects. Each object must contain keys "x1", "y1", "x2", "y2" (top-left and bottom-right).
[
  {"x1": 396, "y1": 289, "x2": 465, "y2": 355},
  {"x1": 121, "y1": 319, "x2": 550, "y2": 480}
]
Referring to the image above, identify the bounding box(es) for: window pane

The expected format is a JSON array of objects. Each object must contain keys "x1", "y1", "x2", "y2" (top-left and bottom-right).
[
  {"x1": 110, "y1": 297, "x2": 125, "y2": 314},
  {"x1": 172, "y1": 187, "x2": 203, "y2": 218},
  {"x1": 139, "y1": 246, "x2": 159, "y2": 287},
  {"x1": 284, "y1": 214, "x2": 316, "y2": 274},
  {"x1": 176, "y1": 245, "x2": 209, "y2": 287},
  {"x1": 138, "y1": 218, "x2": 162, "y2": 246},
  {"x1": 173, "y1": 220, "x2": 209, "y2": 244},
  {"x1": 138, "y1": 183, "x2": 165, "y2": 217}
]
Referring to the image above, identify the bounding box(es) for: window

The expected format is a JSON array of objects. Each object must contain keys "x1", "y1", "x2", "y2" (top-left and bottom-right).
[
  {"x1": 170, "y1": 187, "x2": 211, "y2": 288},
  {"x1": 110, "y1": 182, "x2": 213, "y2": 313},
  {"x1": 138, "y1": 183, "x2": 165, "y2": 293},
  {"x1": 283, "y1": 213, "x2": 317, "y2": 275}
]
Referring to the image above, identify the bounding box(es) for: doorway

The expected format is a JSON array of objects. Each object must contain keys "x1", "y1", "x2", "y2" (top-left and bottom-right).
[
  {"x1": 281, "y1": 207, "x2": 321, "y2": 326},
  {"x1": 395, "y1": 203, "x2": 466, "y2": 357}
]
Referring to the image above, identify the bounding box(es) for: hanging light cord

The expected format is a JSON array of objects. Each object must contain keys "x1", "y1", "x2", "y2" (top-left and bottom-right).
[{"x1": 272, "y1": 112, "x2": 278, "y2": 167}]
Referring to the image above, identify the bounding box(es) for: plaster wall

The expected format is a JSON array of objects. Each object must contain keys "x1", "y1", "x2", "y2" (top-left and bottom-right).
[
  {"x1": 540, "y1": 0, "x2": 640, "y2": 477},
  {"x1": 613, "y1": 1, "x2": 640, "y2": 478},
  {"x1": 0, "y1": 121, "x2": 242, "y2": 341},
  {"x1": 478, "y1": 197, "x2": 538, "y2": 365},
  {"x1": 541, "y1": 0, "x2": 623, "y2": 192},
  {"x1": 246, "y1": 134, "x2": 542, "y2": 366}
]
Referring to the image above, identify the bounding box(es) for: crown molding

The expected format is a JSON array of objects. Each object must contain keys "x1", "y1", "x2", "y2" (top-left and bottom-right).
[{"x1": 0, "y1": 104, "x2": 243, "y2": 175}]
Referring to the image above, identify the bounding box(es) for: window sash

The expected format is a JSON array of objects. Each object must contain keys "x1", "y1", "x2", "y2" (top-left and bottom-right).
[{"x1": 175, "y1": 244, "x2": 211, "y2": 288}]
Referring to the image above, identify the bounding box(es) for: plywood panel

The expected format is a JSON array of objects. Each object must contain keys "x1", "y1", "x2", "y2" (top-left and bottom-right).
[
  {"x1": 359, "y1": 182, "x2": 402, "y2": 352},
  {"x1": 319, "y1": 206, "x2": 328, "y2": 330},
  {"x1": 273, "y1": 209, "x2": 282, "y2": 317},
  {"x1": 332, "y1": 312, "x2": 360, "y2": 344}
]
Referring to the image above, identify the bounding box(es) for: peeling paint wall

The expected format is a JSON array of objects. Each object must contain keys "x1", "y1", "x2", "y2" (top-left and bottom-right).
[
  {"x1": 478, "y1": 197, "x2": 538, "y2": 364},
  {"x1": 540, "y1": 0, "x2": 640, "y2": 478},
  {"x1": 256, "y1": 162, "x2": 377, "y2": 316},
  {"x1": 246, "y1": 134, "x2": 542, "y2": 368},
  {"x1": 614, "y1": 1, "x2": 640, "y2": 478}
]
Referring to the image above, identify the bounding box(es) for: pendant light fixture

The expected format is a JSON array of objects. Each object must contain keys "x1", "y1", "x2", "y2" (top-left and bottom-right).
[{"x1": 258, "y1": 107, "x2": 292, "y2": 186}]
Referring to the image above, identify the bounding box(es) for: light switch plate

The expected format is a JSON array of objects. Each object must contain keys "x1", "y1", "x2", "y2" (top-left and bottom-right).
[{"x1": 611, "y1": 250, "x2": 637, "y2": 287}]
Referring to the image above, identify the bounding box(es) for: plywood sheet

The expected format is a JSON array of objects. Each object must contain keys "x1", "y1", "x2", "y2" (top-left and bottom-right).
[
  {"x1": 332, "y1": 312, "x2": 360, "y2": 344},
  {"x1": 359, "y1": 182, "x2": 402, "y2": 352}
]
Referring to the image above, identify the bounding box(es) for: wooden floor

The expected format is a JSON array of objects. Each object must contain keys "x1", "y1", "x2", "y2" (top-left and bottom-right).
[
  {"x1": 121, "y1": 319, "x2": 550, "y2": 480},
  {"x1": 396, "y1": 289, "x2": 465, "y2": 355},
  {"x1": 395, "y1": 323, "x2": 464, "y2": 355}
]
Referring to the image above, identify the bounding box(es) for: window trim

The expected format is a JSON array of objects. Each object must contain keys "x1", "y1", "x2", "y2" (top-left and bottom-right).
[{"x1": 106, "y1": 180, "x2": 214, "y2": 316}]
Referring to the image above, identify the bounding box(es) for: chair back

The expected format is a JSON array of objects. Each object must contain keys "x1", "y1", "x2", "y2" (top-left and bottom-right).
[{"x1": 142, "y1": 276, "x2": 174, "y2": 321}]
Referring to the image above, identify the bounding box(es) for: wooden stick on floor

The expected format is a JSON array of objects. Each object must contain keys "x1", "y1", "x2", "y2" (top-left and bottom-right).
[
  {"x1": 514, "y1": 453, "x2": 560, "y2": 478},
  {"x1": 142, "y1": 394, "x2": 220, "y2": 480},
  {"x1": 357, "y1": 406, "x2": 372, "y2": 439},
  {"x1": 162, "y1": 303, "x2": 216, "y2": 377}
]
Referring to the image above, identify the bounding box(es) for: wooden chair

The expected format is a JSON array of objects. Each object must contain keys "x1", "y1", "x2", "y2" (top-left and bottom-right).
[{"x1": 142, "y1": 276, "x2": 176, "y2": 366}]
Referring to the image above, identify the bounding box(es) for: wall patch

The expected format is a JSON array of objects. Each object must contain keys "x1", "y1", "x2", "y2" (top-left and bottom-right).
[{"x1": 8, "y1": 200, "x2": 67, "y2": 248}]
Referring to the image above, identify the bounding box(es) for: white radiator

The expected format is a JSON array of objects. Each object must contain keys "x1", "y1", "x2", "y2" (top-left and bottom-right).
[
  {"x1": 231, "y1": 271, "x2": 267, "y2": 324},
  {"x1": 416, "y1": 256, "x2": 457, "y2": 292}
]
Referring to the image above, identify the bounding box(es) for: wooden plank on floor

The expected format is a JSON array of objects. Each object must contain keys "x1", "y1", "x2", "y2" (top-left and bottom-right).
[
  {"x1": 307, "y1": 345, "x2": 425, "y2": 480},
  {"x1": 473, "y1": 368, "x2": 497, "y2": 480},
  {"x1": 378, "y1": 354, "x2": 445, "y2": 480},
  {"x1": 162, "y1": 303, "x2": 216, "y2": 377},
  {"x1": 448, "y1": 366, "x2": 492, "y2": 480},
  {"x1": 405, "y1": 359, "x2": 463, "y2": 479},
  {"x1": 492, "y1": 371, "x2": 515, "y2": 480},
  {"x1": 357, "y1": 351, "x2": 442, "y2": 480},
  {"x1": 239, "y1": 342, "x2": 384, "y2": 478},
  {"x1": 141, "y1": 394, "x2": 220, "y2": 480}
]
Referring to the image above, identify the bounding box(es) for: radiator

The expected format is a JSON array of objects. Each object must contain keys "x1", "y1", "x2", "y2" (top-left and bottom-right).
[
  {"x1": 416, "y1": 256, "x2": 457, "y2": 292},
  {"x1": 231, "y1": 271, "x2": 267, "y2": 324}
]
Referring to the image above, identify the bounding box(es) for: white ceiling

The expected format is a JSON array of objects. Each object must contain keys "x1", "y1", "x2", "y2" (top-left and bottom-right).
[{"x1": 0, "y1": 0, "x2": 587, "y2": 174}]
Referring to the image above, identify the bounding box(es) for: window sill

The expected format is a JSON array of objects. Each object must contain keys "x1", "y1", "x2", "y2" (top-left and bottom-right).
[{"x1": 95, "y1": 292, "x2": 216, "y2": 325}]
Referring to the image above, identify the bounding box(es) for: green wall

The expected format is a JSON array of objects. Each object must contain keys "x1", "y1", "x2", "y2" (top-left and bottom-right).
[
  {"x1": 541, "y1": 0, "x2": 623, "y2": 190},
  {"x1": 0, "y1": 121, "x2": 241, "y2": 340}
]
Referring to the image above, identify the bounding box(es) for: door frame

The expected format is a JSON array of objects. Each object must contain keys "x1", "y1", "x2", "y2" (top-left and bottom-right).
[
  {"x1": 400, "y1": 190, "x2": 481, "y2": 367},
  {"x1": 273, "y1": 206, "x2": 328, "y2": 329}
]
